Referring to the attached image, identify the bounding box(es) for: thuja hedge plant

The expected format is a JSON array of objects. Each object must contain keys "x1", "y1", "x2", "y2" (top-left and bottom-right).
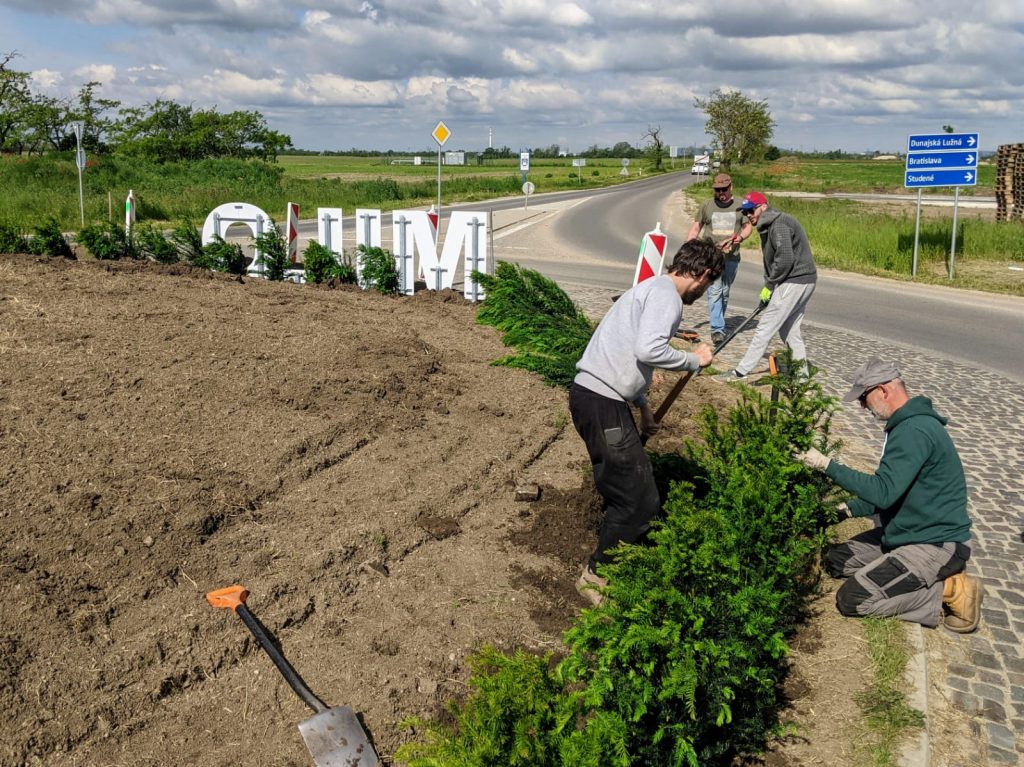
[
  {"x1": 397, "y1": 351, "x2": 843, "y2": 767},
  {"x1": 473, "y1": 262, "x2": 594, "y2": 387}
]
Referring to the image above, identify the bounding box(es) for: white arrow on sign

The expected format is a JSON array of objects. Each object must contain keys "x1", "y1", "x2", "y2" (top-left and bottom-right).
[
  {"x1": 967, "y1": 136, "x2": 976, "y2": 146},
  {"x1": 964, "y1": 171, "x2": 974, "y2": 183},
  {"x1": 965, "y1": 154, "x2": 975, "y2": 165}
]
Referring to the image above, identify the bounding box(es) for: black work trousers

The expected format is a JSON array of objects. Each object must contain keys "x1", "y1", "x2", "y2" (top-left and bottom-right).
[{"x1": 569, "y1": 383, "x2": 660, "y2": 570}]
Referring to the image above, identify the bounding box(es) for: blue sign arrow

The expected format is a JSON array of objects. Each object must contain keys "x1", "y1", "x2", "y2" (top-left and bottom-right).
[
  {"x1": 905, "y1": 151, "x2": 978, "y2": 170},
  {"x1": 907, "y1": 133, "x2": 978, "y2": 152},
  {"x1": 904, "y1": 169, "x2": 977, "y2": 188}
]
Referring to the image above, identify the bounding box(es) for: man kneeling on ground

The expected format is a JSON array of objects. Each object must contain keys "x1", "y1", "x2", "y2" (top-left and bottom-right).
[{"x1": 795, "y1": 358, "x2": 983, "y2": 633}]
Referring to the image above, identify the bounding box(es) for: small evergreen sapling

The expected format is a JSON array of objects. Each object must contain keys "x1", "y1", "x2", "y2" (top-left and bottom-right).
[
  {"x1": 303, "y1": 241, "x2": 356, "y2": 284},
  {"x1": 134, "y1": 223, "x2": 179, "y2": 264},
  {"x1": 29, "y1": 219, "x2": 75, "y2": 258},
  {"x1": 170, "y1": 220, "x2": 208, "y2": 267},
  {"x1": 254, "y1": 218, "x2": 290, "y2": 281},
  {"x1": 473, "y1": 262, "x2": 594, "y2": 387},
  {"x1": 0, "y1": 224, "x2": 29, "y2": 254},
  {"x1": 76, "y1": 221, "x2": 137, "y2": 260},
  {"x1": 358, "y1": 244, "x2": 400, "y2": 294},
  {"x1": 202, "y1": 235, "x2": 247, "y2": 275}
]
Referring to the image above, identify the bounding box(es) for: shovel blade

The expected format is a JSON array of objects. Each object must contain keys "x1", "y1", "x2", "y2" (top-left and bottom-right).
[{"x1": 298, "y1": 706, "x2": 378, "y2": 767}]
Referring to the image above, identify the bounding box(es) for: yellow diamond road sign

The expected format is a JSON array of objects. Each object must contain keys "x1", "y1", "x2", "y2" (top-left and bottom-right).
[{"x1": 432, "y1": 120, "x2": 451, "y2": 147}]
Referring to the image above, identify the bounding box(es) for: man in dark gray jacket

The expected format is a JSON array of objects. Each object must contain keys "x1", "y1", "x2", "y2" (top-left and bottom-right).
[
  {"x1": 570, "y1": 239, "x2": 724, "y2": 604},
  {"x1": 714, "y1": 192, "x2": 817, "y2": 381}
]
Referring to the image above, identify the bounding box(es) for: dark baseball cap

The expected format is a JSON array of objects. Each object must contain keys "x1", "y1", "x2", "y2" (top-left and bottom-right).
[
  {"x1": 738, "y1": 191, "x2": 768, "y2": 211},
  {"x1": 842, "y1": 358, "x2": 902, "y2": 402}
]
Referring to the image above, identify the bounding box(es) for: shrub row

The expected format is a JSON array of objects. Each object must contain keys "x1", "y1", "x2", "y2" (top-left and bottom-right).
[
  {"x1": 0, "y1": 220, "x2": 75, "y2": 258},
  {"x1": 2, "y1": 218, "x2": 392, "y2": 290},
  {"x1": 398, "y1": 268, "x2": 842, "y2": 765}
]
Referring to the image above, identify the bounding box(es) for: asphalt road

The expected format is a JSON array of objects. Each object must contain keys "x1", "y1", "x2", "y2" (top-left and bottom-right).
[
  {"x1": 293, "y1": 171, "x2": 1022, "y2": 382},
  {"x1": 521, "y1": 172, "x2": 1024, "y2": 383}
]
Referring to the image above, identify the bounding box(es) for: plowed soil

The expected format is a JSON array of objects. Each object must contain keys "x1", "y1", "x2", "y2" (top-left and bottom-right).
[{"x1": 0, "y1": 253, "x2": 863, "y2": 767}]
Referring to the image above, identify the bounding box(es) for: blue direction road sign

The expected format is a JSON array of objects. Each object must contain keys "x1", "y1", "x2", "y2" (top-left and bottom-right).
[
  {"x1": 907, "y1": 133, "x2": 978, "y2": 152},
  {"x1": 905, "y1": 169, "x2": 977, "y2": 188},
  {"x1": 905, "y1": 151, "x2": 978, "y2": 170}
]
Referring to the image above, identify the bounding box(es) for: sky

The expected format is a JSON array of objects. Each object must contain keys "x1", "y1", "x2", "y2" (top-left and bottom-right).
[{"x1": 2, "y1": 1, "x2": 1022, "y2": 155}]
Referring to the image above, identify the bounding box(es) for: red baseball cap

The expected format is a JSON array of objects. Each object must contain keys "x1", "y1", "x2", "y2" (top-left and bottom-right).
[{"x1": 738, "y1": 192, "x2": 768, "y2": 211}]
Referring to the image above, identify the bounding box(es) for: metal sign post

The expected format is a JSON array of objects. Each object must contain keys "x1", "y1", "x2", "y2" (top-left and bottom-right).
[
  {"x1": 519, "y1": 151, "x2": 530, "y2": 186},
  {"x1": 572, "y1": 157, "x2": 585, "y2": 185},
  {"x1": 904, "y1": 132, "x2": 979, "y2": 278},
  {"x1": 522, "y1": 181, "x2": 535, "y2": 210},
  {"x1": 432, "y1": 121, "x2": 450, "y2": 222}
]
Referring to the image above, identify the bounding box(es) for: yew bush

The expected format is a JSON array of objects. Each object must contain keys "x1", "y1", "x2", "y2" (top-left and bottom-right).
[{"x1": 398, "y1": 353, "x2": 842, "y2": 767}]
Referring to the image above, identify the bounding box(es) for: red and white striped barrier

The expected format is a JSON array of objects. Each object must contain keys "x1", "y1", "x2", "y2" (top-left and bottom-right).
[{"x1": 632, "y1": 221, "x2": 668, "y2": 286}]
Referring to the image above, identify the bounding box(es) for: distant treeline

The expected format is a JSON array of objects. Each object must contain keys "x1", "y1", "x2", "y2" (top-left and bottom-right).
[{"x1": 1, "y1": 50, "x2": 291, "y2": 163}]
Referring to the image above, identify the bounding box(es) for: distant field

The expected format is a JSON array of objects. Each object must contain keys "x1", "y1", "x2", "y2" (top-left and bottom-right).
[
  {"x1": 0, "y1": 153, "x2": 664, "y2": 230},
  {"x1": 277, "y1": 154, "x2": 651, "y2": 192}
]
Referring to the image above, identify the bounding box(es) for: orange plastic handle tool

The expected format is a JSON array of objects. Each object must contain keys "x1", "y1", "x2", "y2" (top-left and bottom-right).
[{"x1": 206, "y1": 585, "x2": 249, "y2": 611}]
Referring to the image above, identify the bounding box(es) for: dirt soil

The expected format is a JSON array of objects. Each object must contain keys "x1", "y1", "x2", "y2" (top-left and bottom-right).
[{"x1": 0, "y1": 253, "x2": 866, "y2": 767}]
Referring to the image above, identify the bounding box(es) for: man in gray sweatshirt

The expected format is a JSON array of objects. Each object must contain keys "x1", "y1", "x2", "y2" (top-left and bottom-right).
[
  {"x1": 714, "y1": 191, "x2": 817, "y2": 381},
  {"x1": 570, "y1": 239, "x2": 724, "y2": 604}
]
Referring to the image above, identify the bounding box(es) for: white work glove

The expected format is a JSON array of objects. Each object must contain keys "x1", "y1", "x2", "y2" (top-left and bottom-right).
[{"x1": 794, "y1": 447, "x2": 831, "y2": 472}]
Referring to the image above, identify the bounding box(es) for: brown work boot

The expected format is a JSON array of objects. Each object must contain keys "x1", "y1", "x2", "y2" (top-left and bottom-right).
[
  {"x1": 942, "y1": 572, "x2": 983, "y2": 633},
  {"x1": 576, "y1": 564, "x2": 607, "y2": 607}
]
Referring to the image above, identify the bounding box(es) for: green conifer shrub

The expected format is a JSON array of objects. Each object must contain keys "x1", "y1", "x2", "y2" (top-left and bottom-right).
[
  {"x1": 76, "y1": 221, "x2": 137, "y2": 260},
  {"x1": 254, "y1": 219, "x2": 290, "y2": 281},
  {"x1": 170, "y1": 220, "x2": 208, "y2": 267},
  {"x1": 358, "y1": 244, "x2": 400, "y2": 294},
  {"x1": 30, "y1": 218, "x2": 75, "y2": 258},
  {"x1": 0, "y1": 224, "x2": 29, "y2": 254},
  {"x1": 134, "y1": 223, "x2": 180, "y2": 264},
  {"x1": 397, "y1": 355, "x2": 842, "y2": 767},
  {"x1": 202, "y1": 235, "x2": 248, "y2": 275},
  {"x1": 473, "y1": 262, "x2": 594, "y2": 387},
  {"x1": 303, "y1": 241, "x2": 356, "y2": 284}
]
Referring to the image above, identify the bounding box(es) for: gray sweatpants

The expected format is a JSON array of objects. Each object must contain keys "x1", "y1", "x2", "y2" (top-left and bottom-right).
[
  {"x1": 824, "y1": 527, "x2": 969, "y2": 627},
  {"x1": 735, "y1": 280, "x2": 815, "y2": 376}
]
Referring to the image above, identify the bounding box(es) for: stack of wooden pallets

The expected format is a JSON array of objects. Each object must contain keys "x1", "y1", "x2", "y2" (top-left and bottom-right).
[{"x1": 995, "y1": 143, "x2": 1024, "y2": 222}]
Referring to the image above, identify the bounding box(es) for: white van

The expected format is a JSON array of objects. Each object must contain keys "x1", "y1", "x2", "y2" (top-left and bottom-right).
[{"x1": 690, "y1": 161, "x2": 709, "y2": 175}]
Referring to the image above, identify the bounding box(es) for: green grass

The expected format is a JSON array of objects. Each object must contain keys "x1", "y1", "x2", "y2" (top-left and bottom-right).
[
  {"x1": 685, "y1": 188, "x2": 1024, "y2": 296},
  {"x1": 723, "y1": 158, "x2": 996, "y2": 196},
  {"x1": 0, "y1": 153, "x2": 663, "y2": 231},
  {"x1": 852, "y1": 617, "x2": 925, "y2": 767}
]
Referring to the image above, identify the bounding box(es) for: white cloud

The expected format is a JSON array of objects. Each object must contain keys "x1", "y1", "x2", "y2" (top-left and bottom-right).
[
  {"x1": 1, "y1": 0, "x2": 1021, "y2": 150},
  {"x1": 30, "y1": 69, "x2": 62, "y2": 89}
]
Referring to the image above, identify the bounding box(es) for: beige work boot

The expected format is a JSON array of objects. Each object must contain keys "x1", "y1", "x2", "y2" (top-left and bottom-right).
[
  {"x1": 942, "y1": 572, "x2": 983, "y2": 633},
  {"x1": 576, "y1": 564, "x2": 607, "y2": 607}
]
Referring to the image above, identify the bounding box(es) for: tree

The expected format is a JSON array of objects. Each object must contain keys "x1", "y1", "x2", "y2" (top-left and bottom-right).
[
  {"x1": 109, "y1": 100, "x2": 291, "y2": 162},
  {"x1": 641, "y1": 124, "x2": 665, "y2": 170},
  {"x1": 942, "y1": 125, "x2": 955, "y2": 133},
  {"x1": 694, "y1": 88, "x2": 775, "y2": 168},
  {"x1": 0, "y1": 51, "x2": 33, "y2": 151}
]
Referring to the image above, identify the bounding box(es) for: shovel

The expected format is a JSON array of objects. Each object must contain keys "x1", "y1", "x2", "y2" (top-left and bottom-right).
[
  {"x1": 643, "y1": 302, "x2": 767, "y2": 443},
  {"x1": 206, "y1": 585, "x2": 378, "y2": 767}
]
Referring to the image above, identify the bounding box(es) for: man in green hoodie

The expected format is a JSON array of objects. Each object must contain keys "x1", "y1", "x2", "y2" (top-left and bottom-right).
[{"x1": 795, "y1": 358, "x2": 982, "y2": 633}]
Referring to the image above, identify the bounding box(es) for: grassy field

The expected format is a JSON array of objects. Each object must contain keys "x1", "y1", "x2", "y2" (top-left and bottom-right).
[
  {"x1": 0, "y1": 153, "x2": 652, "y2": 231},
  {"x1": 3, "y1": 152, "x2": 1021, "y2": 295},
  {"x1": 685, "y1": 156, "x2": 1023, "y2": 296},
  {"x1": 720, "y1": 157, "x2": 996, "y2": 196}
]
